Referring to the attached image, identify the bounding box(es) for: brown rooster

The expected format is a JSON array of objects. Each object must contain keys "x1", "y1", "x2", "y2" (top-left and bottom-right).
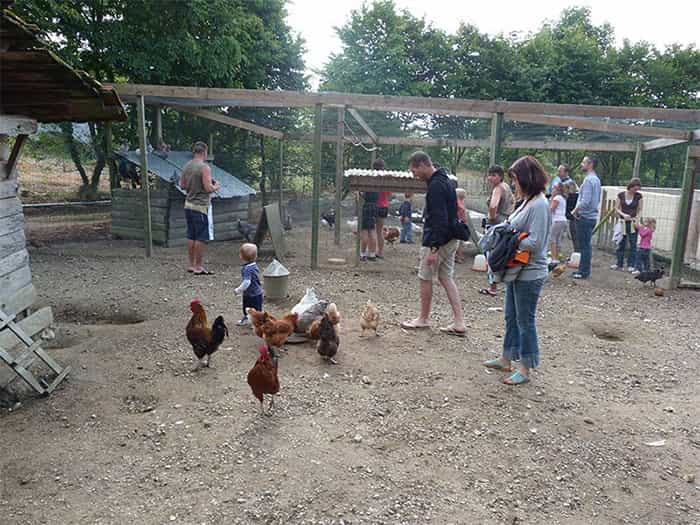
[
  {"x1": 383, "y1": 226, "x2": 400, "y2": 245},
  {"x1": 186, "y1": 299, "x2": 228, "y2": 369},
  {"x1": 246, "y1": 307, "x2": 273, "y2": 338},
  {"x1": 261, "y1": 312, "x2": 298, "y2": 351},
  {"x1": 247, "y1": 345, "x2": 280, "y2": 415},
  {"x1": 317, "y1": 313, "x2": 339, "y2": 364}
]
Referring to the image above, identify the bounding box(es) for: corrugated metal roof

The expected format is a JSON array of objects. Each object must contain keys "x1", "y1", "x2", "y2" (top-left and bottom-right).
[{"x1": 114, "y1": 150, "x2": 256, "y2": 199}]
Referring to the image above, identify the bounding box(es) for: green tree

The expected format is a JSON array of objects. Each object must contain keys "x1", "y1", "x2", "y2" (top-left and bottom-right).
[{"x1": 12, "y1": 0, "x2": 307, "y2": 198}]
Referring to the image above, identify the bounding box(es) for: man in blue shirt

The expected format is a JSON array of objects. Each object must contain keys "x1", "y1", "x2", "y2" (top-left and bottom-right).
[
  {"x1": 571, "y1": 156, "x2": 602, "y2": 279},
  {"x1": 401, "y1": 151, "x2": 466, "y2": 337}
]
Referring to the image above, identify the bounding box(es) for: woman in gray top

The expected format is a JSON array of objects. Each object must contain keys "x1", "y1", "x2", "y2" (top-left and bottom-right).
[{"x1": 483, "y1": 156, "x2": 551, "y2": 385}]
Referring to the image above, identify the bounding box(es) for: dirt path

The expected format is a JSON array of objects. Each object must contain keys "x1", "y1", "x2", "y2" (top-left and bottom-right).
[{"x1": 2, "y1": 228, "x2": 698, "y2": 524}]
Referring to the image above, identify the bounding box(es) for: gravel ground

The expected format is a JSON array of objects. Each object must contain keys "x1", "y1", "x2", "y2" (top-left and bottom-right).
[{"x1": 1, "y1": 225, "x2": 699, "y2": 525}]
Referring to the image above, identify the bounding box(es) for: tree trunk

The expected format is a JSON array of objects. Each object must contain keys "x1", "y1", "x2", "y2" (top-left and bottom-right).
[
  {"x1": 60, "y1": 122, "x2": 89, "y2": 187},
  {"x1": 259, "y1": 135, "x2": 267, "y2": 206}
]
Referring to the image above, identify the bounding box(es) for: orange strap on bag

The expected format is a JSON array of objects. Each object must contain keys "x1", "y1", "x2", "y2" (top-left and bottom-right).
[{"x1": 506, "y1": 232, "x2": 530, "y2": 267}]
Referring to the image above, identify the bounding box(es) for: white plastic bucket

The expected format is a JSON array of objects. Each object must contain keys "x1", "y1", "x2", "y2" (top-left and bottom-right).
[
  {"x1": 472, "y1": 253, "x2": 488, "y2": 272},
  {"x1": 568, "y1": 252, "x2": 581, "y2": 268}
]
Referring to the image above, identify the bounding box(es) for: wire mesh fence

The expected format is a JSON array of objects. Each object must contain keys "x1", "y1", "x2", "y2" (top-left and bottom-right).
[{"x1": 17, "y1": 155, "x2": 113, "y2": 245}]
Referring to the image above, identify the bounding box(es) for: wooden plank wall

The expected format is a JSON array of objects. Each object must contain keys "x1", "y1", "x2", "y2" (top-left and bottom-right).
[
  {"x1": 0, "y1": 179, "x2": 31, "y2": 299},
  {"x1": 111, "y1": 188, "x2": 169, "y2": 244},
  {"x1": 167, "y1": 192, "x2": 250, "y2": 247},
  {"x1": 111, "y1": 187, "x2": 251, "y2": 246}
]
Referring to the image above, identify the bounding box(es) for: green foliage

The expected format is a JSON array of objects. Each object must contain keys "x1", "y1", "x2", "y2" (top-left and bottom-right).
[
  {"x1": 321, "y1": 3, "x2": 699, "y2": 185},
  {"x1": 12, "y1": 0, "x2": 307, "y2": 199}
]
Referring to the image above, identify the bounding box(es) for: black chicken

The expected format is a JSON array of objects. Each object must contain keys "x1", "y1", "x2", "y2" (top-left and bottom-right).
[
  {"x1": 321, "y1": 210, "x2": 335, "y2": 230},
  {"x1": 635, "y1": 268, "x2": 665, "y2": 287},
  {"x1": 317, "y1": 314, "x2": 339, "y2": 364},
  {"x1": 237, "y1": 219, "x2": 255, "y2": 242}
]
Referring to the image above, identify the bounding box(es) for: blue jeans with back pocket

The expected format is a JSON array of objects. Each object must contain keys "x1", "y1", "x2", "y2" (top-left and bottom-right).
[
  {"x1": 576, "y1": 217, "x2": 596, "y2": 277},
  {"x1": 502, "y1": 278, "x2": 545, "y2": 369}
]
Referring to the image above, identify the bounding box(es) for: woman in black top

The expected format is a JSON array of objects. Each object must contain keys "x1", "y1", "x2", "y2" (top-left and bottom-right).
[{"x1": 612, "y1": 178, "x2": 643, "y2": 271}]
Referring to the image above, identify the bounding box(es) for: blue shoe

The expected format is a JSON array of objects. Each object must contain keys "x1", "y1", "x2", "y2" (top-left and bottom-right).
[{"x1": 503, "y1": 370, "x2": 530, "y2": 385}]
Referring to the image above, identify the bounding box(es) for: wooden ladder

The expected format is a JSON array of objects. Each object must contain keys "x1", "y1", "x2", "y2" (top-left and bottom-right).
[{"x1": 0, "y1": 286, "x2": 70, "y2": 396}]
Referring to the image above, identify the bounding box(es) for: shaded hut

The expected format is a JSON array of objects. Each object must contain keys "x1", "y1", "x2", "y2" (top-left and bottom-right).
[{"x1": 111, "y1": 150, "x2": 256, "y2": 246}]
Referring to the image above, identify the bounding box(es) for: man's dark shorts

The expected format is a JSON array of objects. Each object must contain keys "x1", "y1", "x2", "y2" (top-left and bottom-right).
[
  {"x1": 377, "y1": 207, "x2": 389, "y2": 219},
  {"x1": 361, "y1": 202, "x2": 377, "y2": 230},
  {"x1": 185, "y1": 208, "x2": 209, "y2": 241}
]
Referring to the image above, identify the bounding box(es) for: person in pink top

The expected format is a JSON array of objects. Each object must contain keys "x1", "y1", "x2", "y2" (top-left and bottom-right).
[
  {"x1": 375, "y1": 190, "x2": 391, "y2": 259},
  {"x1": 634, "y1": 217, "x2": 656, "y2": 273}
]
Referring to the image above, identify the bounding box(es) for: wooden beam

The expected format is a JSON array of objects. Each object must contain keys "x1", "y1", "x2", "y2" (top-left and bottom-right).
[
  {"x1": 632, "y1": 142, "x2": 642, "y2": 179},
  {"x1": 278, "y1": 139, "x2": 284, "y2": 219},
  {"x1": 669, "y1": 149, "x2": 696, "y2": 288},
  {"x1": 642, "y1": 137, "x2": 688, "y2": 151},
  {"x1": 113, "y1": 84, "x2": 700, "y2": 122},
  {"x1": 335, "y1": 107, "x2": 345, "y2": 245},
  {"x1": 507, "y1": 113, "x2": 692, "y2": 140},
  {"x1": 379, "y1": 136, "x2": 488, "y2": 148},
  {"x1": 293, "y1": 132, "x2": 637, "y2": 153},
  {"x1": 489, "y1": 112, "x2": 504, "y2": 166},
  {"x1": 136, "y1": 95, "x2": 153, "y2": 257},
  {"x1": 4, "y1": 134, "x2": 27, "y2": 180},
  {"x1": 311, "y1": 104, "x2": 322, "y2": 270},
  {"x1": 502, "y1": 139, "x2": 636, "y2": 152},
  {"x1": 347, "y1": 107, "x2": 378, "y2": 143},
  {"x1": 0, "y1": 115, "x2": 37, "y2": 135},
  {"x1": 172, "y1": 105, "x2": 284, "y2": 139},
  {"x1": 153, "y1": 104, "x2": 163, "y2": 144}
]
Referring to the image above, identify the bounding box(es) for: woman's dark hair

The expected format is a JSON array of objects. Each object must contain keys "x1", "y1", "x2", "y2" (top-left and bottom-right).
[
  {"x1": 627, "y1": 177, "x2": 642, "y2": 190},
  {"x1": 508, "y1": 156, "x2": 548, "y2": 199},
  {"x1": 487, "y1": 164, "x2": 505, "y2": 180},
  {"x1": 372, "y1": 158, "x2": 386, "y2": 170}
]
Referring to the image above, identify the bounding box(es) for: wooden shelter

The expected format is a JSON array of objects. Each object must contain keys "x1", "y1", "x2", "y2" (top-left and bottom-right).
[
  {"x1": 111, "y1": 150, "x2": 256, "y2": 246},
  {"x1": 111, "y1": 81, "x2": 698, "y2": 286},
  {"x1": 0, "y1": 5, "x2": 126, "y2": 395}
]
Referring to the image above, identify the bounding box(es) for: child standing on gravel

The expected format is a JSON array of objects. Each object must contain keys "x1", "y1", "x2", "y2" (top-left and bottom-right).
[
  {"x1": 399, "y1": 193, "x2": 413, "y2": 243},
  {"x1": 234, "y1": 243, "x2": 262, "y2": 326},
  {"x1": 634, "y1": 217, "x2": 656, "y2": 273}
]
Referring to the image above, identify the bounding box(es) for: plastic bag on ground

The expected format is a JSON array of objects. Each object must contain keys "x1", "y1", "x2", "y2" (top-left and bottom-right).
[{"x1": 292, "y1": 288, "x2": 329, "y2": 333}]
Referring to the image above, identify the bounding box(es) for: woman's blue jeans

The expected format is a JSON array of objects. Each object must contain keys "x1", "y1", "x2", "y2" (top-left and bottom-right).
[
  {"x1": 616, "y1": 232, "x2": 637, "y2": 268},
  {"x1": 503, "y1": 278, "x2": 545, "y2": 369}
]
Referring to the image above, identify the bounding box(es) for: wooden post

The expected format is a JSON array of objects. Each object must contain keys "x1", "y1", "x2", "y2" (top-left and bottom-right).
[
  {"x1": 4, "y1": 134, "x2": 27, "y2": 180},
  {"x1": 136, "y1": 95, "x2": 153, "y2": 257},
  {"x1": 278, "y1": 139, "x2": 284, "y2": 218},
  {"x1": 489, "y1": 112, "x2": 504, "y2": 167},
  {"x1": 311, "y1": 103, "x2": 323, "y2": 269},
  {"x1": 153, "y1": 104, "x2": 163, "y2": 145},
  {"x1": 632, "y1": 142, "x2": 642, "y2": 179},
  {"x1": 669, "y1": 147, "x2": 696, "y2": 288},
  {"x1": 105, "y1": 121, "x2": 117, "y2": 189},
  {"x1": 208, "y1": 132, "x2": 214, "y2": 156},
  {"x1": 355, "y1": 192, "x2": 363, "y2": 266},
  {"x1": 334, "y1": 106, "x2": 345, "y2": 245}
]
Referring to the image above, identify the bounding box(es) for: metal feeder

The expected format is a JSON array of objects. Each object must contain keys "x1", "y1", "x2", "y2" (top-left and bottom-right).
[{"x1": 263, "y1": 259, "x2": 290, "y2": 299}]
